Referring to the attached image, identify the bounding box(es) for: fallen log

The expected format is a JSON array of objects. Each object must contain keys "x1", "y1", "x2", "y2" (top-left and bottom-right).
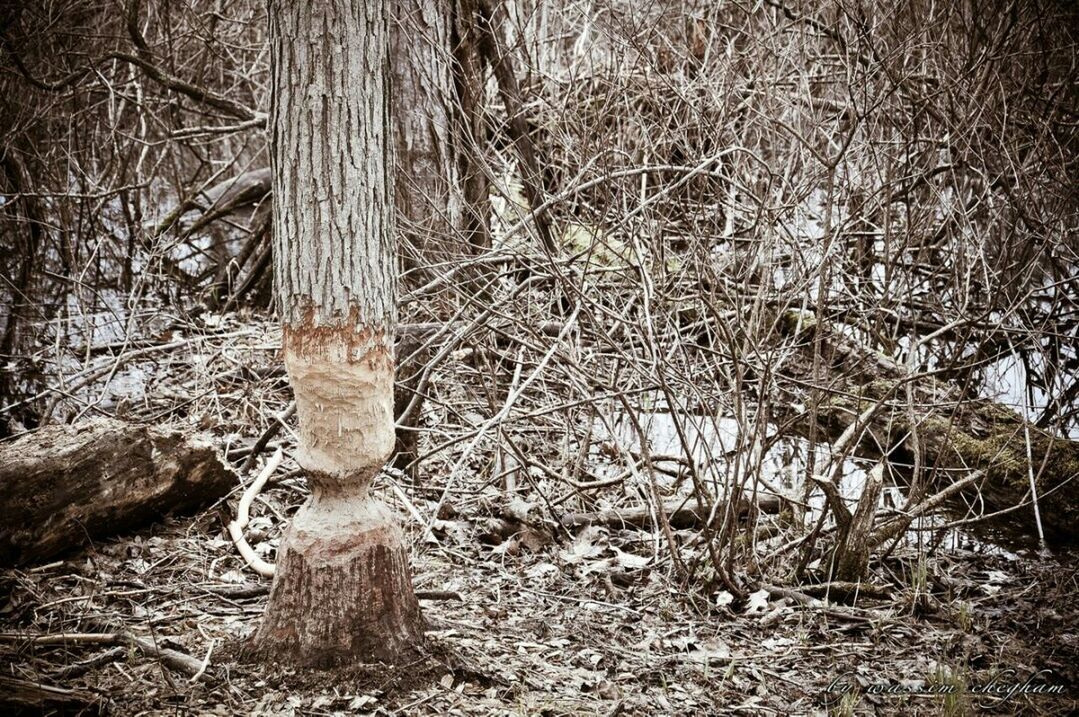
[
  {"x1": 0, "y1": 676, "x2": 101, "y2": 713},
  {"x1": 561, "y1": 496, "x2": 783, "y2": 531},
  {"x1": 1, "y1": 629, "x2": 210, "y2": 680},
  {"x1": 0, "y1": 419, "x2": 235, "y2": 567},
  {"x1": 779, "y1": 312, "x2": 1079, "y2": 542}
]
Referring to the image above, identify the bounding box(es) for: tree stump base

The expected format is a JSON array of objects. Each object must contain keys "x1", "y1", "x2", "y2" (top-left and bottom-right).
[{"x1": 248, "y1": 494, "x2": 425, "y2": 667}]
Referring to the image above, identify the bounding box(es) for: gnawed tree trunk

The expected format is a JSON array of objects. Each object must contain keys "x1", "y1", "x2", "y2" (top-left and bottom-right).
[
  {"x1": 249, "y1": 0, "x2": 425, "y2": 667},
  {"x1": 174, "y1": 3, "x2": 489, "y2": 477},
  {"x1": 779, "y1": 313, "x2": 1079, "y2": 542},
  {"x1": 0, "y1": 419, "x2": 234, "y2": 567}
]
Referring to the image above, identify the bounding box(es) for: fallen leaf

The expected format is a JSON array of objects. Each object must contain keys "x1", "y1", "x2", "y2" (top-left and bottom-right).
[
  {"x1": 560, "y1": 527, "x2": 607, "y2": 565},
  {"x1": 745, "y1": 589, "x2": 770, "y2": 614}
]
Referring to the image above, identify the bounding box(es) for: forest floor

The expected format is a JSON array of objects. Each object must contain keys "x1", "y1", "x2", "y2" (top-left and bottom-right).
[
  {"x1": 2, "y1": 318, "x2": 1077, "y2": 716},
  {"x1": 1, "y1": 497, "x2": 1076, "y2": 716}
]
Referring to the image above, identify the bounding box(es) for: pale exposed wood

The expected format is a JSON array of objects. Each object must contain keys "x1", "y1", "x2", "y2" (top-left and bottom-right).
[
  {"x1": 228, "y1": 449, "x2": 282, "y2": 578},
  {"x1": 0, "y1": 419, "x2": 234, "y2": 567}
]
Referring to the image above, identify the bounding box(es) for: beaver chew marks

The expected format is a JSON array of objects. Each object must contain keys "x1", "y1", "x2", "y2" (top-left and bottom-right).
[{"x1": 285, "y1": 331, "x2": 395, "y2": 487}]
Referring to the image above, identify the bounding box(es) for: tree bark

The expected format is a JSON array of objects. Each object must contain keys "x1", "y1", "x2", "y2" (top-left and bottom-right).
[
  {"x1": 391, "y1": 0, "x2": 470, "y2": 268},
  {"x1": 0, "y1": 419, "x2": 234, "y2": 567},
  {"x1": 250, "y1": 0, "x2": 425, "y2": 667},
  {"x1": 388, "y1": 0, "x2": 491, "y2": 478},
  {"x1": 469, "y1": 0, "x2": 556, "y2": 254}
]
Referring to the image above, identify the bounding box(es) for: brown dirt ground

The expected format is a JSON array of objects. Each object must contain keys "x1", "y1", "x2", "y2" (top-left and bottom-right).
[{"x1": 2, "y1": 492, "x2": 1076, "y2": 716}]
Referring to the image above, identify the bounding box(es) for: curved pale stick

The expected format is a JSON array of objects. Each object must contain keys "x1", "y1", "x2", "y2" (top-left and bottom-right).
[{"x1": 228, "y1": 448, "x2": 282, "y2": 578}]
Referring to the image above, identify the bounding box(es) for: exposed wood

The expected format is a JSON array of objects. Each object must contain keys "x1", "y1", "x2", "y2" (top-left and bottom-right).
[
  {"x1": 228, "y1": 449, "x2": 282, "y2": 578},
  {"x1": 0, "y1": 419, "x2": 235, "y2": 567}
]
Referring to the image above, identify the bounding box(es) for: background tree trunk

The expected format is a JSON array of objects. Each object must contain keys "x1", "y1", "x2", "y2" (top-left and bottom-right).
[
  {"x1": 391, "y1": 0, "x2": 489, "y2": 273},
  {"x1": 250, "y1": 0, "x2": 424, "y2": 667},
  {"x1": 389, "y1": 0, "x2": 489, "y2": 479},
  {"x1": 392, "y1": 0, "x2": 462, "y2": 270}
]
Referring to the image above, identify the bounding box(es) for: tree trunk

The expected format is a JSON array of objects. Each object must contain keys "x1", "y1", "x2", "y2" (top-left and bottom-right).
[
  {"x1": 388, "y1": 0, "x2": 490, "y2": 478},
  {"x1": 0, "y1": 419, "x2": 234, "y2": 567},
  {"x1": 391, "y1": 0, "x2": 470, "y2": 269},
  {"x1": 250, "y1": 0, "x2": 425, "y2": 667}
]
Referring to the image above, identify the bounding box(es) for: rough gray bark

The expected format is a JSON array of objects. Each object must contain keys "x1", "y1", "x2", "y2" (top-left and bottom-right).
[
  {"x1": 389, "y1": 0, "x2": 490, "y2": 477},
  {"x1": 391, "y1": 0, "x2": 466, "y2": 267},
  {"x1": 251, "y1": 0, "x2": 425, "y2": 666},
  {"x1": 0, "y1": 419, "x2": 235, "y2": 567},
  {"x1": 269, "y1": 3, "x2": 394, "y2": 330}
]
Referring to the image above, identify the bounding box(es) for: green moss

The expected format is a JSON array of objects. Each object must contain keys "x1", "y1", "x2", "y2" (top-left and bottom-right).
[
  {"x1": 780, "y1": 308, "x2": 816, "y2": 336},
  {"x1": 948, "y1": 430, "x2": 1027, "y2": 484},
  {"x1": 922, "y1": 414, "x2": 1079, "y2": 537}
]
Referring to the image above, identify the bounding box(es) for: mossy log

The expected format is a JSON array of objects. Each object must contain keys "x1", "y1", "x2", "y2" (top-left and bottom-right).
[
  {"x1": 780, "y1": 314, "x2": 1079, "y2": 542},
  {"x1": 0, "y1": 419, "x2": 235, "y2": 567},
  {"x1": 561, "y1": 496, "x2": 783, "y2": 531}
]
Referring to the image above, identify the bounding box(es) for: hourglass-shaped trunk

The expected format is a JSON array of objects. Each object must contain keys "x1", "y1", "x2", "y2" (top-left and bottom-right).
[{"x1": 250, "y1": 0, "x2": 424, "y2": 666}]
